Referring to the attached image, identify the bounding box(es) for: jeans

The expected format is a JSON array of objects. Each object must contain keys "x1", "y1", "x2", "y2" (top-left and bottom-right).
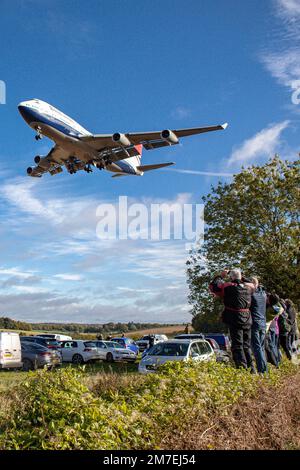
[
  {"x1": 228, "y1": 324, "x2": 254, "y2": 370},
  {"x1": 251, "y1": 326, "x2": 268, "y2": 373}
]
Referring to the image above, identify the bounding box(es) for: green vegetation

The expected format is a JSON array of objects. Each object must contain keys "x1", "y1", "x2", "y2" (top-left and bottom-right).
[
  {"x1": 0, "y1": 317, "x2": 178, "y2": 337},
  {"x1": 187, "y1": 156, "x2": 300, "y2": 332},
  {"x1": 0, "y1": 359, "x2": 297, "y2": 450}
]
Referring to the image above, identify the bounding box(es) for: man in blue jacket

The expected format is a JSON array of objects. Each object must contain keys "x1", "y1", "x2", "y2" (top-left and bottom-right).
[{"x1": 250, "y1": 277, "x2": 268, "y2": 373}]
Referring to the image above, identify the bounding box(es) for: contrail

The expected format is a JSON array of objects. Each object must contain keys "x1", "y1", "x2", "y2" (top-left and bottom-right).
[{"x1": 166, "y1": 168, "x2": 233, "y2": 177}]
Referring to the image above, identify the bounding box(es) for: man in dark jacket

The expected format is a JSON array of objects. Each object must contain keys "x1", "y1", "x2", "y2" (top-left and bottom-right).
[
  {"x1": 285, "y1": 299, "x2": 297, "y2": 353},
  {"x1": 209, "y1": 268, "x2": 255, "y2": 370},
  {"x1": 250, "y1": 278, "x2": 268, "y2": 373}
]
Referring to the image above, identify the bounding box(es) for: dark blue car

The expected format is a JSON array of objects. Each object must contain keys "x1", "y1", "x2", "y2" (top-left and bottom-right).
[
  {"x1": 204, "y1": 334, "x2": 230, "y2": 352},
  {"x1": 111, "y1": 337, "x2": 139, "y2": 354}
]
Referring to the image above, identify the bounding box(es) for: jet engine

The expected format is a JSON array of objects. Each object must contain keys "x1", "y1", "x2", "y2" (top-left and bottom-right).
[
  {"x1": 160, "y1": 129, "x2": 179, "y2": 145},
  {"x1": 112, "y1": 133, "x2": 131, "y2": 147},
  {"x1": 34, "y1": 155, "x2": 51, "y2": 170}
]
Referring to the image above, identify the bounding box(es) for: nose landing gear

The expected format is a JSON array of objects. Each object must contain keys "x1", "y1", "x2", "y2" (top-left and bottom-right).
[{"x1": 34, "y1": 126, "x2": 42, "y2": 141}]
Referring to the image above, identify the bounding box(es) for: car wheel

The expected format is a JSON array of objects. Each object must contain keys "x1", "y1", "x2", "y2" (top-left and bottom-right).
[
  {"x1": 22, "y1": 358, "x2": 34, "y2": 371},
  {"x1": 106, "y1": 352, "x2": 114, "y2": 363},
  {"x1": 72, "y1": 354, "x2": 84, "y2": 365}
]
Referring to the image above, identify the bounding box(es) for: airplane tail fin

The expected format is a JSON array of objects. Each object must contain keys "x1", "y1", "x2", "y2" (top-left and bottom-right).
[
  {"x1": 134, "y1": 144, "x2": 143, "y2": 165},
  {"x1": 136, "y1": 162, "x2": 174, "y2": 172}
]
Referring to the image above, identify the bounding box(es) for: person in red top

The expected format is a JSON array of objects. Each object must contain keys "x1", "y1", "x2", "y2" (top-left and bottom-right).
[{"x1": 209, "y1": 268, "x2": 255, "y2": 370}]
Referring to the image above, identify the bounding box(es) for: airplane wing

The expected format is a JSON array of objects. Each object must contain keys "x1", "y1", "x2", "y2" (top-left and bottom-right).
[
  {"x1": 27, "y1": 145, "x2": 66, "y2": 177},
  {"x1": 80, "y1": 123, "x2": 228, "y2": 155}
]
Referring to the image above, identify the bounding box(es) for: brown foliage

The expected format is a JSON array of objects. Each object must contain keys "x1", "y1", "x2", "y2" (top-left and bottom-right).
[{"x1": 163, "y1": 372, "x2": 300, "y2": 450}]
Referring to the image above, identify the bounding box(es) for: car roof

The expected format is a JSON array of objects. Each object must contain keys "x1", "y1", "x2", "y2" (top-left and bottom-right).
[{"x1": 158, "y1": 339, "x2": 206, "y2": 344}]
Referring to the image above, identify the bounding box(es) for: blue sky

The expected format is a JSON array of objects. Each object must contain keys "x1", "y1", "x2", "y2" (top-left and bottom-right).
[{"x1": 0, "y1": 0, "x2": 299, "y2": 323}]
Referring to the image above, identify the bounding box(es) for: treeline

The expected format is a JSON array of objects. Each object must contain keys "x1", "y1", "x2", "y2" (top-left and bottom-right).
[{"x1": 0, "y1": 317, "x2": 174, "y2": 334}]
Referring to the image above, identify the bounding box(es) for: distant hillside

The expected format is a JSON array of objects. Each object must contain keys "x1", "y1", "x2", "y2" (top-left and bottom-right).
[{"x1": 0, "y1": 317, "x2": 182, "y2": 335}]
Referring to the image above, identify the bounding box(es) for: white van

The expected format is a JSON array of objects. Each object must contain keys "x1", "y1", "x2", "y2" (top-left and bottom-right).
[
  {"x1": 0, "y1": 332, "x2": 22, "y2": 369},
  {"x1": 37, "y1": 333, "x2": 72, "y2": 341}
]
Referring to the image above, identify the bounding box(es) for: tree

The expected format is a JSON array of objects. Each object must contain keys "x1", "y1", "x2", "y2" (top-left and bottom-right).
[{"x1": 187, "y1": 156, "x2": 300, "y2": 330}]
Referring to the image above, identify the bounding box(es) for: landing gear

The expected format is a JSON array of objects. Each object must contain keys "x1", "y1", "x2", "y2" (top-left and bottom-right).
[
  {"x1": 34, "y1": 126, "x2": 42, "y2": 141},
  {"x1": 67, "y1": 163, "x2": 76, "y2": 174},
  {"x1": 84, "y1": 164, "x2": 93, "y2": 173}
]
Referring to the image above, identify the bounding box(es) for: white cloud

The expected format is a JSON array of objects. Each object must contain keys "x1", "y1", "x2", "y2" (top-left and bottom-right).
[
  {"x1": 54, "y1": 274, "x2": 82, "y2": 281},
  {"x1": 14, "y1": 285, "x2": 48, "y2": 294},
  {"x1": 227, "y1": 121, "x2": 289, "y2": 166},
  {"x1": 0, "y1": 267, "x2": 37, "y2": 279},
  {"x1": 262, "y1": 50, "x2": 300, "y2": 88},
  {"x1": 261, "y1": 0, "x2": 300, "y2": 94},
  {"x1": 276, "y1": 0, "x2": 300, "y2": 17},
  {"x1": 171, "y1": 106, "x2": 191, "y2": 120}
]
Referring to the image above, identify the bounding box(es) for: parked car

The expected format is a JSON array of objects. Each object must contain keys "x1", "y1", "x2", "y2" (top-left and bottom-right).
[
  {"x1": 111, "y1": 337, "x2": 139, "y2": 354},
  {"x1": 204, "y1": 334, "x2": 231, "y2": 352},
  {"x1": 205, "y1": 337, "x2": 231, "y2": 363},
  {"x1": 94, "y1": 340, "x2": 137, "y2": 362},
  {"x1": 136, "y1": 334, "x2": 168, "y2": 352},
  {"x1": 37, "y1": 333, "x2": 72, "y2": 341},
  {"x1": 59, "y1": 340, "x2": 101, "y2": 364},
  {"x1": 138, "y1": 339, "x2": 214, "y2": 374},
  {"x1": 0, "y1": 332, "x2": 22, "y2": 370},
  {"x1": 174, "y1": 334, "x2": 205, "y2": 340},
  {"x1": 20, "y1": 336, "x2": 62, "y2": 352},
  {"x1": 175, "y1": 333, "x2": 231, "y2": 352},
  {"x1": 21, "y1": 341, "x2": 62, "y2": 371}
]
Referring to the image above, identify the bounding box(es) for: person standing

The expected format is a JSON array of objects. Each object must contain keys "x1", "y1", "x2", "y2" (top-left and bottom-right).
[
  {"x1": 278, "y1": 299, "x2": 292, "y2": 360},
  {"x1": 250, "y1": 278, "x2": 268, "y2": 373},
  {"x1": 285, "y1": 299, "x2": 297, "y2": 353},
  {"x1": 209, "y1": 268, "x2": 255, "y2": 371},
  {"x1": 266, "y1": 294, "x2": 283, "y2": 367}
]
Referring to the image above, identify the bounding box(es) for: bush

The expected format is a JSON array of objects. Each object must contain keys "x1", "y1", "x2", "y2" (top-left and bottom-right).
[{"x1": 0, "y1": 360, "x2": 297, "y2": 450}]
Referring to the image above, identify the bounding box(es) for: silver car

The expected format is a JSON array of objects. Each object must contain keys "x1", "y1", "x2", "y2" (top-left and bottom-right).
[
  {"x1": 94, "y1": 340, "x2": 137, "y2": 362},
  {"x1": 138, "y1": 339, "x2": 214, "y2": 374}
]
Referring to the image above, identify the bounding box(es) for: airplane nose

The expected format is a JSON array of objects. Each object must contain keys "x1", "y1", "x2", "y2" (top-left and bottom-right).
[{"x1": 18, "y1": 104, "x2": 33, "y2": 124}]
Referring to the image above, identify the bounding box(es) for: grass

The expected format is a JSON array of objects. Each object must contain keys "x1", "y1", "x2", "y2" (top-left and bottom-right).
[
  {"x1": 0, "y1": 359, "x2": 140, "y2": 392},
  {"x1": 0, "y1": 359, "x2": 298, "y2": 450}
]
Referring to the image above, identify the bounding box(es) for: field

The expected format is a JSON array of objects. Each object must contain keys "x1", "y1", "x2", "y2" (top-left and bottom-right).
[
  {"x1": 0, "y1": 324, "x2": 185, "y2": 340},
  {"x1": 126, "y1": 324, "x2": 185, "y2": 338}
]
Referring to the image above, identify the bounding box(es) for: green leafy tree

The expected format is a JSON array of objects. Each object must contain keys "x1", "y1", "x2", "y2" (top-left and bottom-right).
[{"x1": 187, "y1": 156, "x2": 300, "y2": 331}]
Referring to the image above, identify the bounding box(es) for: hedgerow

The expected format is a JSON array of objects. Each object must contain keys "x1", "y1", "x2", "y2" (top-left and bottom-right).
[{"x1": 0, "y1": 360, "x2": 297, "y2": 450}]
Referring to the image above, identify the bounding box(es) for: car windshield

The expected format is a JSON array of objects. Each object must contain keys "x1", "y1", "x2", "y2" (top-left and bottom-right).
[
  {"x1": 106, "y1": 342, "x2": 122, "y2": 349},
  {"x1": 149, "y1": 343, "x2": 188, "y2": 356}
]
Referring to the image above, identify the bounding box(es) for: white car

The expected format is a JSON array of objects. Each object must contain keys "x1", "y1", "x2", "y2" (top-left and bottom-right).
[
  {"x1": 94, "y1": 340, "x2": 137, "y2": 362},
  {"x1": 59, "y1": 340, "x2": 101, "y2": 364},
  {"x1": 138, "y1": 339, "x2": 214, "y2": 374},
  {"x1": 136, "y1": 334, "x2": 168, "y2": 352}
]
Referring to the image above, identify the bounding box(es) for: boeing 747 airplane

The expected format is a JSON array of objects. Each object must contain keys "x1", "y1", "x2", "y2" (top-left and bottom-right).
[{"x1": 18, "y1": 99, "x2": 228, "y2": 178}]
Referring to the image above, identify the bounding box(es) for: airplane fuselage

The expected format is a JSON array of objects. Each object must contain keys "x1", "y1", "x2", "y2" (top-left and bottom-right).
[{"x1": 18, "y1": 99, "x2": 142, "y2": 175}]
